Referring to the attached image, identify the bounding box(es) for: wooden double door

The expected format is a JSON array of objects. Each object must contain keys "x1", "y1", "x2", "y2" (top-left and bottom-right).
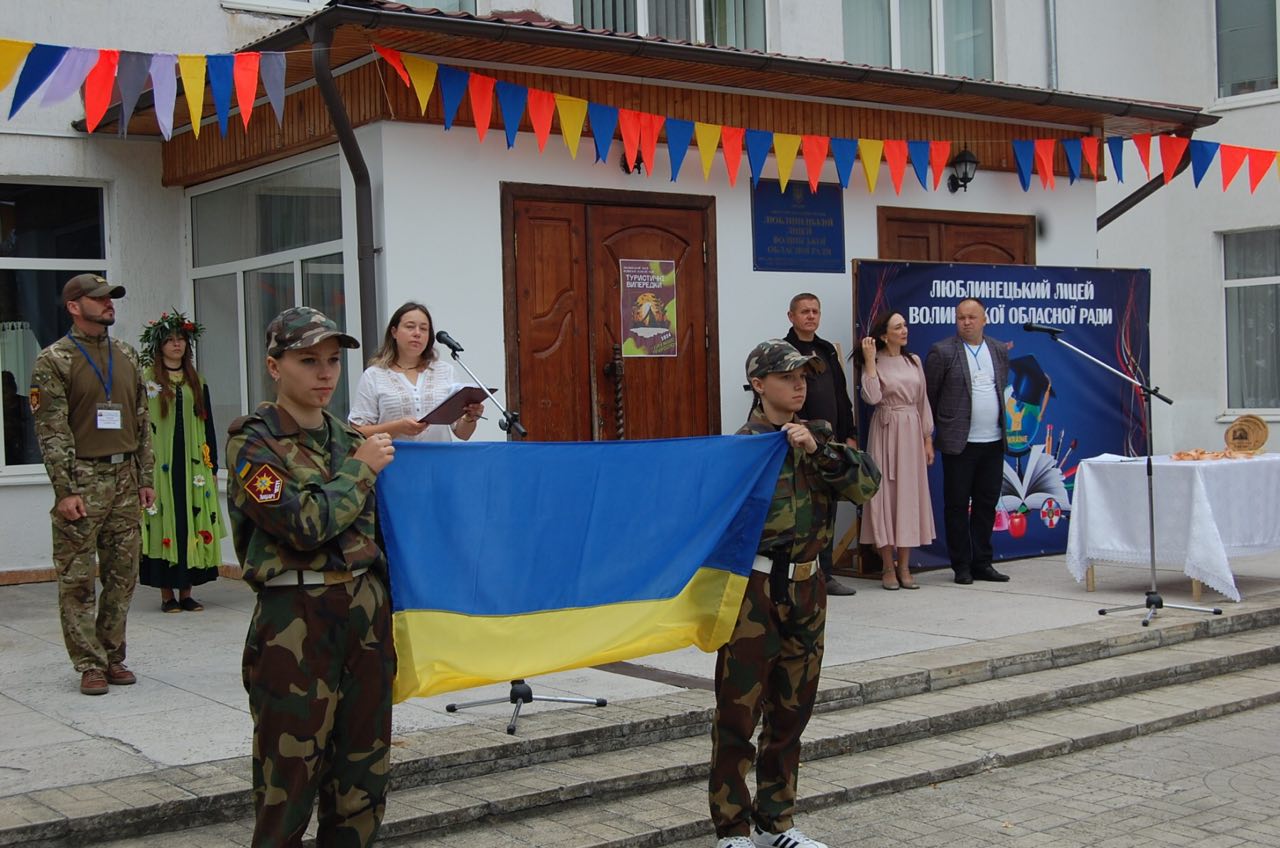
[{"x1": 503, "y1": 189, "x2": 720, "y2": 442}]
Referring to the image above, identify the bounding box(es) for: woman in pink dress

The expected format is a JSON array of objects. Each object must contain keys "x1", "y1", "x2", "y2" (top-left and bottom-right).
[{"x1": 858, "y1": 311, "x2": 936, "y2": 589}]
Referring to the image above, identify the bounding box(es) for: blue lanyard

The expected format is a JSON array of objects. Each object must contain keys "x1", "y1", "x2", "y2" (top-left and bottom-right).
[
  {"x1": 67, "y1": 331, "x2": 113, "y2": 403},
  {"x1": 964, "y1": 341, "x2": 985, "y2": 371}
]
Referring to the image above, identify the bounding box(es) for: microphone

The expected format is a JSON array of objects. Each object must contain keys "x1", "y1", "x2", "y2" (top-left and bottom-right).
[
  {"x1": 1023, "y1": 322, "x2": 1064, "y2": 336},
  {"x1": 435, "y1": 330, "x2": 464, "y2": 353}
]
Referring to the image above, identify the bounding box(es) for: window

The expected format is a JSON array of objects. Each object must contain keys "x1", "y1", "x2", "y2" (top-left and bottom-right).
[
  {"x1": 190, "y1": 157, "x2": 348, "y2": 429},
  {"x1": 705, "y1": 0, "x2": 766, "y2": 50},
  {"x1": 843, "y1": 0, "x2": 992, "y2": 79},
  {"x1": 575, "y1": 0, "x2": 638, "y2": 32},
  {"x1": 0, "y1": 183, "x2": 105, "y2": 468},
  {"x1": 1224, "y1": 229, "x2": 1280, "y2": 411},
  {"x1": 1216, "y1": 0, "x2": 1278, "y2": 98},
  {"x1": 573, "y1": 1, "x2": 731, "y2": 44}
]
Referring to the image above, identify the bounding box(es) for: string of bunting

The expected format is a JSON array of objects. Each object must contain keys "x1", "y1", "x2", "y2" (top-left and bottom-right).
[{"x1": 2, "y1": 35, "x2": 1278, "y2": 194}]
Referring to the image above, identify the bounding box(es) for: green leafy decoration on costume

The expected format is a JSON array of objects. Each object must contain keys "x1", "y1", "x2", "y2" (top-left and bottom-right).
[{"x1": 139, "y1": 308, "x2": 204, "y2": 366}]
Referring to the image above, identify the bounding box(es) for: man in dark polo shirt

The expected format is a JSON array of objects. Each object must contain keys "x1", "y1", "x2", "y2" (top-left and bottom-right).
[
  {"x1": 783, "y1": 293, "x2": 858, "y2": 596},
  {"x1": 30, "y1": 274, "x2": 155, "y2": 695}
]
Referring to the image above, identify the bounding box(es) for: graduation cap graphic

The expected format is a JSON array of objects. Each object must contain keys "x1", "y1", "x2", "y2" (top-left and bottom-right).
[{"x1": 1003, "y1": 355, "x2": 1056, "y2": 458}]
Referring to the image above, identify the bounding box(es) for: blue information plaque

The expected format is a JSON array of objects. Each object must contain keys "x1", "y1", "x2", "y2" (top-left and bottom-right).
[{"x1": 750, "y1": 179, "x2": 845, "y2": 273}]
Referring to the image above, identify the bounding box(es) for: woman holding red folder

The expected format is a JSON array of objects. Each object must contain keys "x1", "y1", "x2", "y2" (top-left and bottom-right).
[{"x1": 348, "y1": 302, "x2": 484, "y2": 442}]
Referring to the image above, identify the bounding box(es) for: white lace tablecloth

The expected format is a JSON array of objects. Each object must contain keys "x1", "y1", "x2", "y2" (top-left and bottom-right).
[{"x1": 1065, "y1": 453, "x2": 1280, "y2": 602}]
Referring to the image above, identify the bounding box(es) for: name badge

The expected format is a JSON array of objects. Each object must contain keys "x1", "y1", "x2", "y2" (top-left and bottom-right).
[{"x1": 96, "y1": 403, "x2": 123, "y2": 430}]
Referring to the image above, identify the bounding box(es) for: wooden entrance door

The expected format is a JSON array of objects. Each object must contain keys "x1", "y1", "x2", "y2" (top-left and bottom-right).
[
  {"x1": 877, "y1": 206, "x2": 1036, "y2": 264},
  {"x1": 506, "y1": 193, "x2": 718, "y2": 442}
]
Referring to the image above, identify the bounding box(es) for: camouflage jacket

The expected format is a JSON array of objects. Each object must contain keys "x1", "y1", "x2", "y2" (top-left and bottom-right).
[
  {"x1": 738, "y1": 408, "x2": 881, "y2": 563},
  {"x1": 226, "y1": 403, "x2": 385, "y2": 586},
  {"x1": 31, "y1": 327, "x2": 154, "y2": 500}
]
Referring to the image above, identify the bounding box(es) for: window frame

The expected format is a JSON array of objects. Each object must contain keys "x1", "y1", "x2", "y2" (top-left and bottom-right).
[
  {"x1": 843, "y1": 0, "x2": 993, "y2": 79},
  {"x1": 573, "y1": 0, "x2": 761, "y2": 50},
  {"x1": 1213, "y1": 0, "x2": 1280, "y2": 104},
  {"x1": 1220, "y1": 227, "x2": 1280, "y2": 420}
]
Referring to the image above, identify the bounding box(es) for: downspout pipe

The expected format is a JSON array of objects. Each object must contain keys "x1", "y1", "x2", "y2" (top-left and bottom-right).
[
  {"x1": 307, "y1": 18, "x2": 379, "y2": 351},
  {"x1": 1046, "y1": 0, "x2": 1058, "y2": 89}
]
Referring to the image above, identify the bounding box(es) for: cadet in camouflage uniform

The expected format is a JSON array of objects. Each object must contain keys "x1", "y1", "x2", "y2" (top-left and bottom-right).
[
  {"x1": 30, "y1": 274, "x2": 155, "y2": 696},
  {"x1": 226, "y1": 306, "x2": 397, "y2": 848},
  {"x1": 709, "y1": 340, "x2": 881, "y2": 848}
]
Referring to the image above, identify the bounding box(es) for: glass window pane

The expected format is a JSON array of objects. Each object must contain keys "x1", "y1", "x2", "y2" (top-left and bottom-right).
[
  {"x1": 1226, "y1": 283, "x2": 1280, "y2": 408},
  {"x1": 302, "y1": 252, "x2": 349, "y2": 421},
  {"x1": 193, "y1": 273, "x2": 243, "y2": 442},
  {"x1": 705, "y1": 0, "x2": 766, "y2": 50},
  {"x1": 1216, "y1": 0, "x2": 1278, "y2": 97},
  {"x1": 576, "y1": 0, "x2": 637, "y2": 31},
  {"x1": 901, "y1": 0, "x2": 934, "y2": 72},
  {"x1": 0, "y1": 268, "x2": 99, "y2": 466},
  {"x1": 0, "y1": 184, "x2": 104, "y2": 260},
  {"x1": 649, "y1": 0, "x2": 691, "y2": 40},
  {"x1": 430, "y1": 0, "x2": 475, "y2": 11},
  {"x1": 244, "y1": 263, "x2": 295, "y2": 410},
  {"x1": 942, "y1": 0, "x2": 992, "y2": 79},
  {"x1": 843, "y1": 0, "x2": 890, "y2": 66},
  {"x1": 1224, "y1": 229, "x2": 1280, "y2": 280},
  {"x1": 191, "y1": 158, "x2": 341, "y2": 268}
]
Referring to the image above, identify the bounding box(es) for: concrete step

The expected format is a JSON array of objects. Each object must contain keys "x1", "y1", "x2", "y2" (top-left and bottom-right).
[{"x1": 7, "y1": 611, "x2": 1272, "y2": 848}]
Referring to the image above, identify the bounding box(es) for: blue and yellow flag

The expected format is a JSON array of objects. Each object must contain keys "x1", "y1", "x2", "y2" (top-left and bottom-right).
[{"x1": 378, "y1": 432, "x2": 788, "y2": 701}]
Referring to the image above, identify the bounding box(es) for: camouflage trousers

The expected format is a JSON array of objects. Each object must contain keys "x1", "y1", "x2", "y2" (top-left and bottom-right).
[
  {"x1": 242, "y1": 571, "x2": 396, "y2": 848},
  {"x1": 709, "y1": 569, "x2": 826, "y2": 838},
  {"x1": 51, "y1": 458, "x2": 141, "y2": 673}
]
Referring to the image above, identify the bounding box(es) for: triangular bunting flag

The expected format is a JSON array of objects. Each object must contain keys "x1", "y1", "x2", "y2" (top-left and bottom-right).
[
  {"x1": 232, "y1": 52, "x2": 259, "y2": 130},
  {"x1": 1081, "y1": 136, "x2": 1100, "y2": 179},
  {"x1": 1220, "y1": 145, "x2": 1247, "y2": 190},
  {"x1": 83, "y1": 49, "x2": 119, "y2": 133},
  {"x1": 1189, "y1": 140, "x2": 1219, "y2": 187},
  {"x1": 801, "y1": 135, "x2": 829, "y2": 192},
  {"x1": 773, "y1": 133, "x2": 801, "y2": 191},
  {"x1": 1158, "y1": 135, "x2": 1189, "y2": 184},
  {"x1": 1132, "y1": 133, "x2": 1152, "y2": 179},
  {"x1": 830, "y1": 137, "x2": 858, "y2": 189},
  {"x1": 882, "y1": 140, "x2": 908, "y2": 194},
  {"x1": 39, "y1": 46, "x2": 96, "y2": 106},
  {"x1": 496, "y1": 80, "x2": 528, "y2": 149},
  {"x1": 859, "y1": 138, "x2": 884, "y2": 193},
  {"x1": 695, "y1": 122, "x2": 721, "y2": 180},
  {"x1": 9, "y1": 43, "x2": 67, "y2": 118},
  {"x1": 587, "y1": 102, "x2": 619, "y2": 164},
  {"x1": 0, "y1": 40, "x2": 35, "y2": 93},
  {"x1": 116, "y1": 51, "x2": 154, "y2": 136},
  {"x1": 555, "y1": 94, "x2": 587, "y2": 159},
  {"x1": 745, "y1": 129, "x2": 774, "y2": 188},
  {"x1": 928, "y1": 141, "x2": 951, "y2": 190},
  {"x1": 618, "y1": 108, "x2": 642, "y2": 170},
  {"x1": 721, "y1": 126, "x2": 745, "y2": 187},
  {"x1": 1011, "y1": 140, "x2": 1034, "y2": 191},
  {"x1": 638, "y1": 113, "x2": 664, "y2": 176},
  {"x1": 177, "y1": 54, "x2": 206, "y2": 137},
  {"x1": 438, "y1": 65, "x2": 469, "y2": 130},
  {"x1": 206, "y1": 54, "x2": 234, "y2": 135},
  {"x1": 149, "y1": 53, "x2": 177, "y2": 140},
  {"x1": 401, "y1": 55, "x2": 437, "y2": 114},
  {"x1": 1034, "y1": 138, "x2": 1056, "y2": 189},
  {"x1": 906, "y1": 140, "x2": 930, "y2": 190},
  {"x1": 373, "y1": 45, "x2": 411, "y2": 88},
  {"x1": 260, "y1": 52, "x2": 286, "y2": 126},
  {"x1": 468, "y1": 73, "x2": 496, "y2": 142},
  {"x1": 1061, "y1": 138, "x2": 1082, "y2": 184},
  {"x1": 665, "y1": 118, "x2": 694, "y2": 182},
  {"x1": 1106, "y1": 137, "x2": 1125, "y2": 183},
  {"x1": 1246, "y1": 147, "x2": 1274, "y2": 193},
  {"x1": 527, "y1": 89, "x2": 555, "y2": 152}
]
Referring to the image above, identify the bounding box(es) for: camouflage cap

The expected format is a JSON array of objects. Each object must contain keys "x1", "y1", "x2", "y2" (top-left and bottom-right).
[
  {"x1": 62, "y1": 273, "x2": 125, "y2": 304},
  {"x1": 265, "y1": 306, "x2": 359, "y2": 357},
  {"x1": 745, "y1": 339, "x2": 825, "y2": 379}
]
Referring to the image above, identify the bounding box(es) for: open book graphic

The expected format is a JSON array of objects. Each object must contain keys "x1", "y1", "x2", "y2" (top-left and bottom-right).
[
  {"x1": 999, "y1": 445, "x2": 1070, "y2": 512},
  {"x1": 418, "y1": 384, "x2": 496, "y2": 425}
]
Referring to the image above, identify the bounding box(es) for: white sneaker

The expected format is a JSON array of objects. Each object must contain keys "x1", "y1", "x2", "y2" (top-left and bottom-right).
[
  {"x1": 751, "y1": 826, "x2": 829, "y2": 848},
  {"x1": 717, "y1": 837, "x2": 755, "y2": 848}
]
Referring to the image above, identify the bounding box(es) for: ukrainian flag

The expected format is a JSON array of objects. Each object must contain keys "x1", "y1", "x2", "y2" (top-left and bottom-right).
[{"x1": 377, "y1": 432, "x2": 789, "y2": 701}]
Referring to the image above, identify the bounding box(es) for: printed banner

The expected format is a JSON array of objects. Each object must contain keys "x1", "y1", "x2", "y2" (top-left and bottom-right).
[
  {"x1": 620, "y1": 258, "x2": 678, "y2": 357},
  {"x1": 855, "y1": 260, "x2": 1151, "y2": 562}
]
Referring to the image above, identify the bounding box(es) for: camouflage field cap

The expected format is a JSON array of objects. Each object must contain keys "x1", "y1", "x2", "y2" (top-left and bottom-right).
[
  {"x1": 745, "y1": 339, "x2": 826, "y2": 380},
  {"x1": 265, "y1": 306, "x2": 360, "y2": 357},
  {"x1": 62, "y1": 273, "x2": 125, "y2": 304}
]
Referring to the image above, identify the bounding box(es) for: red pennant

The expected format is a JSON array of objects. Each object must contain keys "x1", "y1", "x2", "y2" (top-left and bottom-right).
[
  {"x1": 638, "y1": 113, "x2": 665, "y2": 176},
  {"x1": 1247, "y1": 147, "x2": 1275, "y2": 193},
  {"x1": 527, "y1": 88, "x2": 555, "y2": 152},
  {"x1": 1080, "y1": 136, "x2": 1100, "y2": 178},
  {"x1": 721, "y1": 126, "x2": 745, "y2": 187},
  {"x1": 1220, "y1": 145, "x2": 1247, "y2": 190},
  {"x1": 468, "y1": 74, "x2": 496, "y2": 142},
  {"x1": 233, "y1": 52, "x2": 260, "y2": 129},
  {"x1": 83, "y1": 49, "x2": 119, "y2": 133},
  {"x1": 1158, "y1": 135, "x2": 1189, "y2": 184},
  {"x1": 1132, "y1": 133, "x2": 1152, "y2": 179},
  {"x1": 1034, "y1": 139, "x2": 1057, "y2": 189},
  {"x1": 373, "y1": 45, "x2": 410, "y2": 88},
  {"x1": 618, "y1": 109, "x2": 641, "y2": 171},
  {"x1": 929, "y1": 141, "x2": 951, "y2": 190},
  {"x1": 801, "y1": 135, "x2": 829, "y2": 192},
  {"x1": 883, "y1": 140, "x2": 908, "y2": 194}
]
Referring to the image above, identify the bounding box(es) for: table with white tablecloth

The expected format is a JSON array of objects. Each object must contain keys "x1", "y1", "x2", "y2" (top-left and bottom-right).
[{"x1": 1065, "y1": 453, "x2": 1280, "y2": 602}]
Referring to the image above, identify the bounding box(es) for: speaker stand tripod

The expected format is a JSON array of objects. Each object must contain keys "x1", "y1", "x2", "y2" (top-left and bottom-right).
[{"x1": 445, "y1": 679, "x2": 608, "y2": 735}]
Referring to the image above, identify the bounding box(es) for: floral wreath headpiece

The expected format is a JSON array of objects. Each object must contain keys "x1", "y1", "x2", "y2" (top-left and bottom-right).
[{"x1": 139, "y1": 309, "x2": 204, "y2": 366}]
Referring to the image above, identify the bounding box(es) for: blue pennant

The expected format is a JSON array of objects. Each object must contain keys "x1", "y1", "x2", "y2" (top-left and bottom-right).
[
  {"x1": 830, "y1": 138, "x2": 858, "y2": 189},
  {"x1": 1011, "y1": 140, "x2": 1034, "y2": 191},
  {"x1": 495, "y1": 81, "x2": 528, "y2": 149},
  {"x1": 745, "y1": 129, "x2": 774, "y2": 188},
  {"x1": 587, "y1": 102, "x2": 619, "y2": 163},
  {"x1": 1106, "y1": 137, "x2": 1125, "y2": 183},
  {"x1": 1061, "y1": 138, "x2": 1082, "y2": 184},
  {"x1": 206, "y1": 54, "x2": 234, "y2": 135},
  {"x1": 10, "y1": 44, "x2": 69, "y2": 119},
  {"x1": 1189, "y1": 140, "x2": 1220, "y2": 188},
  {"x1": 665, "y1": 118, "x2": 695, "y2": 181},
  {"x1": 439, "y1": 65, "x2": 469, "y2": 130}
]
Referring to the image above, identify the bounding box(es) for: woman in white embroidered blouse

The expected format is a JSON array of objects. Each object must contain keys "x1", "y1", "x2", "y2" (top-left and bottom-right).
[{"x1": 348, "y1": 302, "x2": 484, "y2": 442}]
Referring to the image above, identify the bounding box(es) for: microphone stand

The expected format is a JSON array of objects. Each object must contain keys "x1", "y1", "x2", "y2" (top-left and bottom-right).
[
  {"x1": 1030, "y1": 328, "x2": 1222, "y2": 625},
  {"x1": 437, "y1": 334, "x2": 527, "y2": 439}
]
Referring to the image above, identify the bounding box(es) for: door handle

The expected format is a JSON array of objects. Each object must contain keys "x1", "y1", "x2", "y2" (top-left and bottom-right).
[{"x1": 603, "y1": 344, "x2": 625, "y2": 439}]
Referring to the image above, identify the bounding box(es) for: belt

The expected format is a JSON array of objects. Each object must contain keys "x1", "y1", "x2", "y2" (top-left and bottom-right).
[
  {"x1": 82, "y1": 453, "x2": 132, "y2": 464},
  {"x1": 752, "y1": 554, "x2": 818, "y2": 581},
  {"x1": 261, "y1": 567, "x2": 367, "y2": 588}
]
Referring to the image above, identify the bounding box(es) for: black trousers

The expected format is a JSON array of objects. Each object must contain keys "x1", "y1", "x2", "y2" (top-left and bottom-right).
[{"x1": 941, "y1": 440, "x2": 1004, "y2": 578}]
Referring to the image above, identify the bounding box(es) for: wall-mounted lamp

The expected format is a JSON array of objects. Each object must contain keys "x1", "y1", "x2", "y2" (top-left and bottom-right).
[
  {"x1": 948, "y1": 147, "x2": 979, "y2": 193},
  {"x1": 620, "y1": 150, "x2": 646, "y2": 176}
]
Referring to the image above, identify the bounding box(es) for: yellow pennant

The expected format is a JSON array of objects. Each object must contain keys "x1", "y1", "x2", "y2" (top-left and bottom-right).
[
  {"x1": 773, "y1": 133, "x2": 801, "y2": 191},
  {"x1": 695, "y1": 122, "x2": 722, "y2": 180},
  {"x1": 401, "y1": 55, "x2": 437, "y2": 115},
  {"x1": 0, "y1": 39, "x2": 34, "y2": 93},
  {"x1": 859, "y1": 138, "x2": 884, "y2": 193},
  {"x1": 177, "y1": 54, "x2": 206, "y2": 138},
  {"x1": 555, "y1": 94, "x2": 588, "y2": 160}
]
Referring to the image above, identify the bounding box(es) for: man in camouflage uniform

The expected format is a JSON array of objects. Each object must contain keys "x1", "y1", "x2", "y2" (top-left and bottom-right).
[
  {"x1": 31, "y1": 274, "x2": 155, "y2": 696},
  {"x1": 226, "y1": 306, "x2": 397, "y2": 848},
  {"x1": 709, "y1": 340, "x2": 881, "y2": 848}
]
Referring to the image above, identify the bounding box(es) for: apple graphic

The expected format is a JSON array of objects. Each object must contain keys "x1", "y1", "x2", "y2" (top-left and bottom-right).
[{"x1": 1009, "y1": 510, "x2": 1028, "y2": 539}]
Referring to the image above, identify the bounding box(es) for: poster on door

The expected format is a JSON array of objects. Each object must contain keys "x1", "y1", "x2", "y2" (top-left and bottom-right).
[
  {"x1": 620, "y1": 259, "x2": 677, "y2": 357},
  {"x1": 854, "y1": 260, "x2": 1151, "y2": 563}
]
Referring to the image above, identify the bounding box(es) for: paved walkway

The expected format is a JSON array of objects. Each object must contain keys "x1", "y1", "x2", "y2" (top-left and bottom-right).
[{"x1": 3, "y1": 553, "x2": 1278, "y2": 798}]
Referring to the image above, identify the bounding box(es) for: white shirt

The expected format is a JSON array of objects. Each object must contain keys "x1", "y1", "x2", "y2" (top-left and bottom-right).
[
  {"x1": 963, "y1": 339, "x2": 1002, "y2": 443},
  {"x1": 348, "y1": 361, "x2": 460, "y2": 443}
]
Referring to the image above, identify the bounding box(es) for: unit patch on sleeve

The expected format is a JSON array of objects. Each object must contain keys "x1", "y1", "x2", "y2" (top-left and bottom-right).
[
  {"x1": 245, "y1": 464, "x2": 285, "y2": 504},
  {"x1": 28, "y1": 386, "x2": 40, "y2": 413}
]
